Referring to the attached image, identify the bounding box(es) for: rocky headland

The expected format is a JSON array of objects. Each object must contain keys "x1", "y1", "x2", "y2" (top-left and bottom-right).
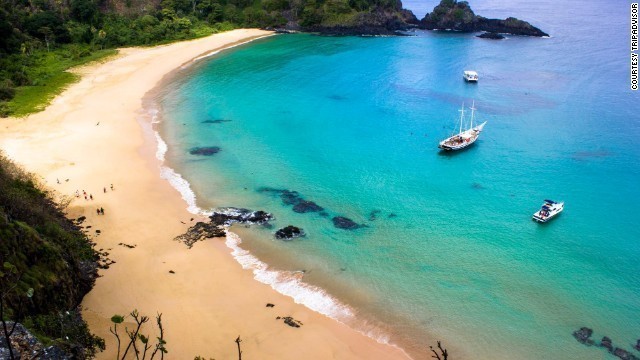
[{"x1": 419, "y1": 0, "x2": 548, "y2": 37}]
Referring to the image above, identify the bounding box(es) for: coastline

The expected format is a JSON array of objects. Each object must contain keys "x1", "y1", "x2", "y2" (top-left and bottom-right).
[{"x1": 0, "y1": 29, "x2": 412, "y2": 359}]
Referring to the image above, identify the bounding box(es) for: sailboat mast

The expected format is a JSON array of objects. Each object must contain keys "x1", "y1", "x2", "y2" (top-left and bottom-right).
[
  {"x1": 459, "y1": 103, "x2": 465, "y2": 134},
  {"x1": 469, "y1": 100, "x2": 476, "y2": 129}
]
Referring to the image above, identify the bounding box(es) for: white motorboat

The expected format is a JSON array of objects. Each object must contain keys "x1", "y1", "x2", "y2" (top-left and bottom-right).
[
  {"x1": 463, "y1": 70, "x2": 478, "y2": 82},
  {"x1": 438, "y1": 102, "x2": 487, "y2": 151},
  {"x1": 532, "y1": 200, "x2": 564, "y2": 223}
]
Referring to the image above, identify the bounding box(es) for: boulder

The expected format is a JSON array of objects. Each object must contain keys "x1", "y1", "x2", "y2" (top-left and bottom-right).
[
  {"x1": 275, "y1": 225, "x2": 305, "y2": 240},
  {"x1": 572, "y1": 327, "x2": 594, "y2": 345}
]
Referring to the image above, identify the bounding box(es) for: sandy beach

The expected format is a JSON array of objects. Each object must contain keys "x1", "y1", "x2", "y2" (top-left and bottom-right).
[{"x1": 0, "y1": 29, "x2": 412, "y2": 359}]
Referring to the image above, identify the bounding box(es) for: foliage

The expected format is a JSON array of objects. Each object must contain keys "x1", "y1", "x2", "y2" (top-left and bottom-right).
[
  {"x1": 110, "y1": 310, "x2": 167, "y2": 360},
  {"x1": 0, "y1": 153, "x2": 103, "y2": 357},
  {"x1": 0, "y1": 0, "x2": 407, "y2": 116}
]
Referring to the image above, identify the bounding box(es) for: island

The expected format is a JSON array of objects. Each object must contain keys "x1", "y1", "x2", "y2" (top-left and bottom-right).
[{"x1": 419, "y1": 0, "x2": 549, "y2": 37}]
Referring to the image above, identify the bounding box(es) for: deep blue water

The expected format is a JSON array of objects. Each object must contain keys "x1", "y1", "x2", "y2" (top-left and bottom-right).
[{"x1": 155, "y1": 1, "x2": 640, "y2": 358}]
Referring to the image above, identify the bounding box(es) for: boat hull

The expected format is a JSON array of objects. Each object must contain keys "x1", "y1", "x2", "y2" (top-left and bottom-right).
[
  {"x1": 438, "y1": 121, "x2": 486, "y2": 151},
  {"x1": 532, "y1": 202, "x2": 564, "y2": 223}
]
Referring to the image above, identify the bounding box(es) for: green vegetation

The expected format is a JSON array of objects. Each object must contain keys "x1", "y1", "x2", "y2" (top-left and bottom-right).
[
  {"x1": 0, "y1": 153, "x2": 104, "y2": 357},
  {"x1": 0, "y1": 0, "x2": 407, "y2": 117}
]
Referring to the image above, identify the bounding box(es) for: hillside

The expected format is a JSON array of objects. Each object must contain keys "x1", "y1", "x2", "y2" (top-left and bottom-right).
[{"x1": 0, "y1": 153, "x2": 103, "y2": 358}]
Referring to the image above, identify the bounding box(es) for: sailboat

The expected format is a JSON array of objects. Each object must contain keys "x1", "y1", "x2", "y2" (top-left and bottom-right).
[{"x1": 438, "y1": 101, "x2": 487, "y2": 151}]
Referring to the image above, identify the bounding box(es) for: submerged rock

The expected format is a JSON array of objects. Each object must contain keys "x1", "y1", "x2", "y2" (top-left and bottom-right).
[
  {"x1": 634, "y1": 339, "x2": 640, "y2": 351},
  {"x1": 259, "y1": 187, "x2": 324, "y2": 213},
  {"x1": 369, "y1": 210, "x2": 381, "y2": 221},
  {"x1": 477, "y1": 31, "x2": 505, "y2": 39},
  {"x1": 600, "y1": 336, "x2": 613, "y2": 351},
  {"x1": 275, "y1": 225, "x2": 305, "y2": 240},
  {"x1": 189, "y1": 146, "x2": 221, "y2": 156},
  {"x1": 613, "y1": 348, "x2": 639, "y2": 360},
  {"x1": 573, "y1": 327, "x2": 594, "y2": 345},
  {"x1": 332, "y1": 216, "x2": 363, "y2": 230},
  {"x1": 292, "y1": 200, "x2": 323, "y2": 213}
]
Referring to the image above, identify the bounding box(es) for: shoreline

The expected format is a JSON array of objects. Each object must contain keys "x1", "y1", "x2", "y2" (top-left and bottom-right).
[{"x1": 0, "y1": 29, "x2": 413, "y2": 359}]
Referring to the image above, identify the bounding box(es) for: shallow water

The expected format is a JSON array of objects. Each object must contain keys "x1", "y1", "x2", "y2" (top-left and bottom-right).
[{"x1": 156, "y1": 1, "x2": 640, "y2": 358}]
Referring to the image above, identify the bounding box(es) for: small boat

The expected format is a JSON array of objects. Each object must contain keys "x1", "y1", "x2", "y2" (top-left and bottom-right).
[
  {"x1": 438, "y1": 102, "x2": 487, "y2": 151},
  {"x1": 463, "y1": 70, "x2": 479, "y2": 82},
  {"x1": 532, "y1": 200, "x2": 564, "y2": 223}
]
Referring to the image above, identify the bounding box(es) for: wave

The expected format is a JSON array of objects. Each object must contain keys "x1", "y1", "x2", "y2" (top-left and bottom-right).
[{"x1": 144, "y1": 38, "x2": 408, "y2": 357}]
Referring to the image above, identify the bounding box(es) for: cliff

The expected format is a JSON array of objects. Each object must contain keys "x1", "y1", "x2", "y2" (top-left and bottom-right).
[{"x1": 420, "y1": 0, "x2": 548, "y2": 37}]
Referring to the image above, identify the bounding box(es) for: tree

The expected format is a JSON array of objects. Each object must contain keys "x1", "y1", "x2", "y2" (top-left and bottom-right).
[{"x1": 110, "y1": 310, "x2": 167, "y2": 360}]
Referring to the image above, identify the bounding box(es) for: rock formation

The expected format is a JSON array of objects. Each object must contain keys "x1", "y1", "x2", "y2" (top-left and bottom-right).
[{"x1": 420, "y1": 0, "x2": 548, "y2": 37}]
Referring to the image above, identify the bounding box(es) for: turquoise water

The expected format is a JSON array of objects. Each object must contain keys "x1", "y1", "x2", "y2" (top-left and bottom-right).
[{"x1": 155, "y1": 1, "x2": 640, "y2": 358}]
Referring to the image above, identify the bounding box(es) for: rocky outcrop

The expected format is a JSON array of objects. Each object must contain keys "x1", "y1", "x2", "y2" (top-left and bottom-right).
[
  {"x1": 572, "y1": 327, "x2": 640, "y2": 360},
  {"x1": 275, "y1": 225, "x2": 305, "y2": 240},
  {"x1": 175, "y1": 208, "x2": 273, "y2": 248},
  {"x1": 573, "y1": 327, "x2": 594, "y2": 345},
  {"x1": 420, "y1": 0, "x2": 548, "y2": 37},
  {"x1": 303, "y1": 7, "x2": 419, "y2": 36},
  {"x1": 0, "y1": 322, "x2": 70, "y2": 360},
  {"x1": 477, "y1": 31, "x2": 504, "y2": 39}
]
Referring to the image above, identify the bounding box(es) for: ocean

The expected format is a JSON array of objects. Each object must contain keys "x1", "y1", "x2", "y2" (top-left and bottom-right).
[{"x1": 153, "y1": 1, "x2": 640, "y2": 358}]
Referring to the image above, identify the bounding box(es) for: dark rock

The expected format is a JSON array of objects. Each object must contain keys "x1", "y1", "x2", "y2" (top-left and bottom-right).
[
  {"x1": 176, "y1": 208, "x2": 272, "y2": 248},
  {"x1": 634, "y1": 339, "x2": 640, "y2": 351},
  {"x1": 275, "y1": 225, "x2": 305, "y2": 240},
  {"x1": 613, "y1": 348, "x2": 639, "y2": 360},
  {"x1": 369, "y1": 210, "x2": 381, "y2": 221},
  {"x1": 319, "y1": 211, "x2": 329, "y2": 217},
  {"x1": 332, "y1": 216, "x2": 363, "y2": 230},
  {"x1": 189, "y1": 146, "x2": 221, "y2": 156},
  {"x1": 292, "y1": 200, "x2": 323, "y2": 213},
  {"x1": 420, "y1": 0, "x2": 548, "y2": 37},
  {"x1": 201, "y1": 119, "x2": 231, "y2": 124},
  {"x1": 169, "y1": 270, "x2": 175, "y2": 274},
  {"x1": 259, "y1": 188, "x2": 324, "y2": 214},
  {"x1": 266, "y1": 303, "x2": 275, "y2": 307},
  {"x1": 573, "y1": 327, "x2": 594, "y2": 345},
  {"x1": 0, "y1": 322, "x2": 73, "y2": 359},
  {"x1": 477, "y1": 31, "x2": 505, "y2": 39},
  {"x1": 209, "y1": 208, "x2": 273, "y2": 227},
  {"x1": 76, "y1": 216, "x2": 86, "y2": 223},
  {"x1": 388, "y1": 213, "x2": 397, "y2": 218},
  {"x1": 282, "y1": 316, "x2": 303, "y2": 328},
  {"x1": 600, "y1": 336, "x2": 613, "y2": 351}
]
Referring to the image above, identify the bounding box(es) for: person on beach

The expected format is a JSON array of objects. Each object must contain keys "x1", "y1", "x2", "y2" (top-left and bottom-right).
[
  {"x1": 90, "y1": 194, "x2": 93, "y2": 200},
  {"x1": 100, "y1": 207, "x2": 104, "y2": 215},
  {"x1": 97, "y1": 208, "x2": 100, "y2": 215},
  {"x1": 104, "y1": 187, "x2": 107, "y2": 193},
  {"x1": 84, "y1": 195, "x2": 87, "y2": 200},
  {"x1": 110, "y1": 184, "x2": 114, "y2": 190}
]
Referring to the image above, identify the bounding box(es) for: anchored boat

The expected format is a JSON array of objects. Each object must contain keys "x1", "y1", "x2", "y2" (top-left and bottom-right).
[
  {"x1": 438, "y1": 102, "x2": 487, "y2": 151},
  {"x1": 463, "y1": 70, "x2": 479, "y2": 82},
  {"x1": 532, "y1": 200, "x2": 564, "y2": 223}
]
